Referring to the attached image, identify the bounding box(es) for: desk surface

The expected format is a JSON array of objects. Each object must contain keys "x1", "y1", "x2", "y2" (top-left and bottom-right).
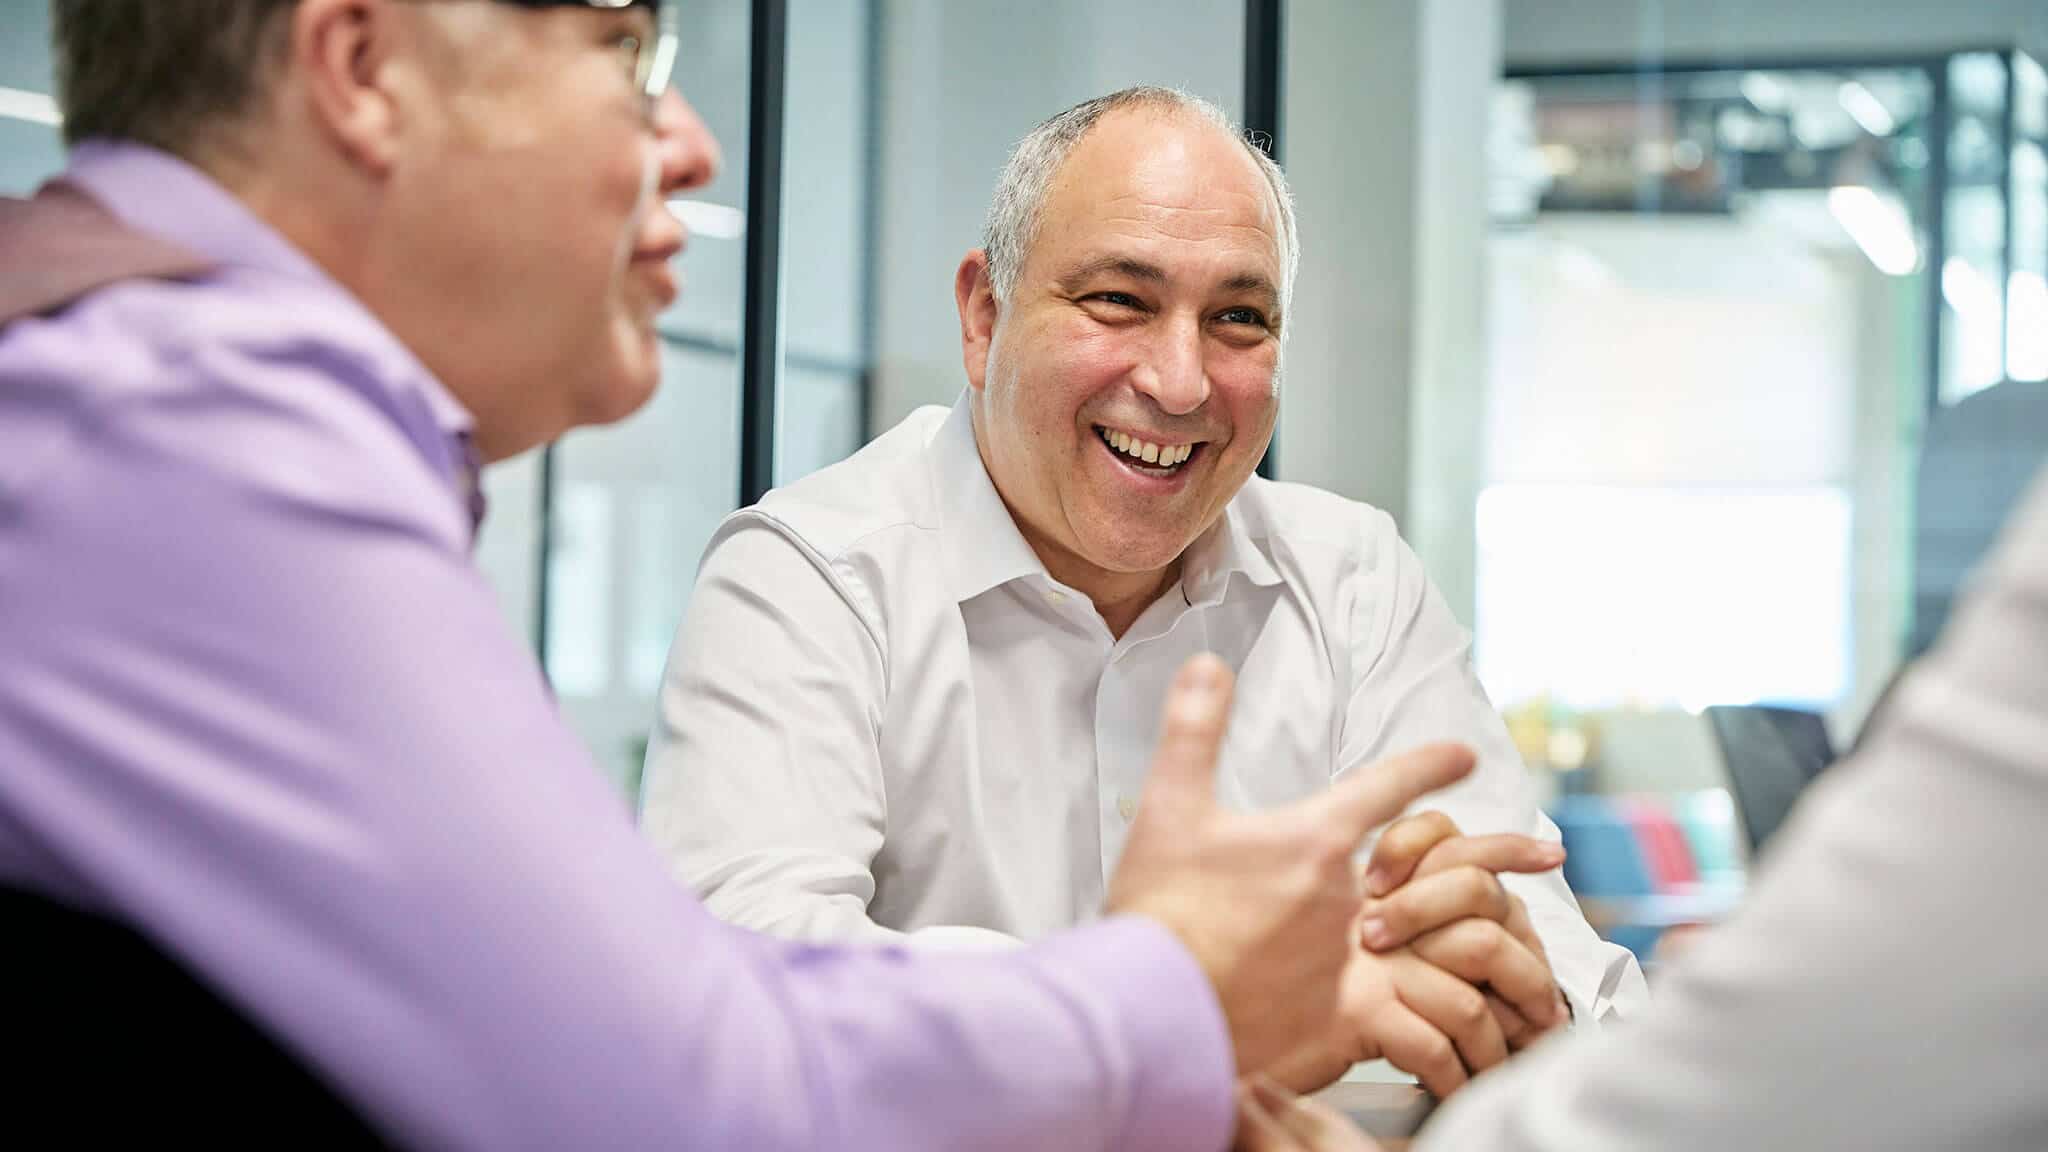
[{"x1": 1312, "y1": 1082, "x2": 1434, "y2": 1148}]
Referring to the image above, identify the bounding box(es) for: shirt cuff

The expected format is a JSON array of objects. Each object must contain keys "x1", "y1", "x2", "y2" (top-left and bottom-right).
[
  {"x1": 1559, "y1": 956, "x2": 1635, "y2": 1029},
  {"x1": 1032, "y1": 915, "x2": 1236, "y2": 1152}
]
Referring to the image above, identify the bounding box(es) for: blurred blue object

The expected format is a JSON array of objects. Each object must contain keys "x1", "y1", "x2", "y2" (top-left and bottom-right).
[
  {"x1": 1550, "y1": 795, "x2": 1663, "y2": 962},
  {"x1": 1551, "y1": 796, "x2": 1657, "y2": 898}
]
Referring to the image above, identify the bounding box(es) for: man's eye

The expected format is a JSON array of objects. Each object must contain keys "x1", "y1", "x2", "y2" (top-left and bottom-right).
[
  {"x1": 1219, "y1": 307, "x2": 1265, "y2": 326},
  {"x1": 1090, "y1": 292, "x2": 1142, "y2": 308}
]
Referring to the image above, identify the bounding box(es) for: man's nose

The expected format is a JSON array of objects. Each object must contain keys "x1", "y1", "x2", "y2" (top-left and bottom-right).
[{"x1": 1129, "y1": 315, "x2": 1211, "y2": 417}]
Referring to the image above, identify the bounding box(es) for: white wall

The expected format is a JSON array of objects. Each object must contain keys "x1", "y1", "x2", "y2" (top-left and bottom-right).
[
  {"x1": 1279, "y1": 0, "x2": 1501, "y2": 620},
  {"x1": 1276, "y1": 0, "x2": 1421, "y2": 525},
  {"x1": 1407, "y1": 0, "x2": 1504, "y2": 621},
  {"x1": 1487, "y1": 216, "x2": 1858, "y2": 488}
]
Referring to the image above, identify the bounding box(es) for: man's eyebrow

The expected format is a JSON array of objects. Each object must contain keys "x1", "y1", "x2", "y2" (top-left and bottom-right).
[
  {"x1": 1055, "y1": 256, "x2": 1169, "y2": 289},
  {"x1": 1220, "y1": 270, "x2": 1280, "y2": 304},
  {"x1": 1058, "y1": 257, "x2": 1278, "y2": 299}
]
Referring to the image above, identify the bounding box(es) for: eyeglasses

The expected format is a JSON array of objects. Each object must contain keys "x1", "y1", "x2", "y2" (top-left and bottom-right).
[{"x1": 492, "y1": 0, "x2": 677, "y2": 119}]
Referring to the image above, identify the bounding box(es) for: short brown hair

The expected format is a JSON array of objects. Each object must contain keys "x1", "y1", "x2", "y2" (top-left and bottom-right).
[{"x1": 53, "y1": 1, "x2": 298, "y2": 157}]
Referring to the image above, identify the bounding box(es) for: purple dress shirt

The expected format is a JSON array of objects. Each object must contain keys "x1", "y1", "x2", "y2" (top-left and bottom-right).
[{"x1": 0, "y1": 141, "x2": 1233, "y2": 1151}]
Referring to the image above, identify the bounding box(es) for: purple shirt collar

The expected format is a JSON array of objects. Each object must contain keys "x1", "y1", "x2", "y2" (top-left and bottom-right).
[{"x1": 62, "y1": 140, "x2": 488, "y2": 532}]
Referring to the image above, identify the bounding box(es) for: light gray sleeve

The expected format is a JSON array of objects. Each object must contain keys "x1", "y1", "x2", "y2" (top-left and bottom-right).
[
  {"x1": 639, "y1": 513, "x2": 1017, "y2": 949},
  {"x1": 1417, "y1": 477, "x2": 2048, "y2": 1152}
]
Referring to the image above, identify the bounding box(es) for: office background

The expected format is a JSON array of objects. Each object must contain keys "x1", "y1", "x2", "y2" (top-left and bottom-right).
[{"x1": 6, "y1": 0, "x2": 2046, "y2": 958}]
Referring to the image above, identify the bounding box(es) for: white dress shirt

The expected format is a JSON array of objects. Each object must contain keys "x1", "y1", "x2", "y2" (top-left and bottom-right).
[
  {"x1": 642, "y1": 398, "x2": 1646, "y2": 1023},
  {"x1": 1417, "y1": 474, "x2": 2048, "y2": 1151}
]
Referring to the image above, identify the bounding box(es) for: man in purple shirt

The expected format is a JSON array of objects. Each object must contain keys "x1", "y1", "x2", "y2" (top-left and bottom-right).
[{"x1": 0, "y1": 2, "x2": 1477, "y2": 1148}]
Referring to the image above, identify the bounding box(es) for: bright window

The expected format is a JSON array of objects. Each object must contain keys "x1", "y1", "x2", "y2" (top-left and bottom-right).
[{"x1": 1475, "y1": 484, "x2": 1853, "y2": 712}]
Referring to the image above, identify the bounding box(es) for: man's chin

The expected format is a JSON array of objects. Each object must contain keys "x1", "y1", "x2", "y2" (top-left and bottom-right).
[
  {"x1": 582, "y1": 326, "x2": 664, "y2": 427},
  {"x1": 590, "y1": 374, "x2": 660, "y2": 428},
  {"x1": 1076, "y1": 528, "x2": 1201, "y2": 577},
  {"x1": 576, "y1": 362, "x2": 661, "y2": 431}
]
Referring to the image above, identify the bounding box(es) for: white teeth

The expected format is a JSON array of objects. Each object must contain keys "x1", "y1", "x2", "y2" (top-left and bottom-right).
[{"x1": 1098, "y1": 427, "x2": 1196, "y2": 470}]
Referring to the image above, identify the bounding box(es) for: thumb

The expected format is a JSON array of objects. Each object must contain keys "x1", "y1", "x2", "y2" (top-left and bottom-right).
[
  {"x1": 1142, "y1": 653, "x2": 1236, "y2": 808},
  {"x1": 1312, "y1": 742, "x2": 1476, "y2": 848}
]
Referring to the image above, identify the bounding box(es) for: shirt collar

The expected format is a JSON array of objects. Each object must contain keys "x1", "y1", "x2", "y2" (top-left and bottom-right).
[
  {"x1": 1180, "y1": 489, "x2": 1285, "y2": 607},
  {"x1": 931, "y1": 392, "x2": 1284, "y2": 607},
  {"x1": 933, "y1": 394, "x2": 1052, "y2": 603},
  {"x1": 62, "y1": 140, "x2": 486, "y2": 534}
]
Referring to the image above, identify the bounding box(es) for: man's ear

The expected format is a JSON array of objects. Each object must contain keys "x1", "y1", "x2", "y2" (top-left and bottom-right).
[
  {"x1": 956, "y1": 249, "x2": 1000, "y2": 392},
  {"x1": 293, "y1": 0, "x2": 406, "y2": 176}
]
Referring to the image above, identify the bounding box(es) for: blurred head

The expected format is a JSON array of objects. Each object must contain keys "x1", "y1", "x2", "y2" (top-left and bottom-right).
[
  {"x1": 53, "y1": 0, "x2": 722, "y2": 460},
  {"x1": 957, "y1": 87, "x2": 1297, "y2": 598}
]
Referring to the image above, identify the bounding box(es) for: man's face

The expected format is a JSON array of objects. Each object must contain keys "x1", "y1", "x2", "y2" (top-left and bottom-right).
[
  {"x1": 965, "y1": 108, "x2": 1284, "y2": 587},
  {"x1": 382, "y1": 2, "x2": 718, "y2": 459}
]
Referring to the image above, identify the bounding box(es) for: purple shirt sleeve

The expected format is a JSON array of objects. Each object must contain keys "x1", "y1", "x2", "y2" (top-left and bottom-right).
[{"x1": 0, "y1": 153, "x2": 1233, "y2": 1152}]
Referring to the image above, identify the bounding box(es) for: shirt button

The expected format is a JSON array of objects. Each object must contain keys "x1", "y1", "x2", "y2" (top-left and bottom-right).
[
  {"x1": 1045, "y1": 589, "x2": 1067, "y2": 605},
  {"x1": 1117, "y1": 794, "x2": 1136, "y2": 822}
]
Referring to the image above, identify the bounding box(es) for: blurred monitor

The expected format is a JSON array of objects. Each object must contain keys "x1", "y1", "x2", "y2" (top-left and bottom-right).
[{"x1": 1703, "y1": 705, "x2": 1835, "y2": 855}]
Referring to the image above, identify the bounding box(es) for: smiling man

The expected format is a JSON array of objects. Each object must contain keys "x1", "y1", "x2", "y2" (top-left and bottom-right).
[
  {"x1": 0, "y1": 11, "x2": 1487, "y2": 1148},
  {"x1": 642, "y1": 87, "x2": 1646, "y2": 1095}
]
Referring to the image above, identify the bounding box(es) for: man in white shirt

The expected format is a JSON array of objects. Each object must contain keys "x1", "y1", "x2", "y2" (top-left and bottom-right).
[
  {"x1": 1242, "y1": 480, "x2": 2048, "y2": 1151},
  {"x1": 641, "y1": 86, "x2": 1645, "y2": 1094}
]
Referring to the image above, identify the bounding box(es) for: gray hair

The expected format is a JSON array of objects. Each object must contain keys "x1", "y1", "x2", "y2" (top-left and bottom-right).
[{"x1": 982, "y1": 86, "x2": 1299, "y2": 325}]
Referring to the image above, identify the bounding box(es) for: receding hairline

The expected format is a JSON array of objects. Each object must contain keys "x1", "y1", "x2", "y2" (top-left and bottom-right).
[{"x1": 1018, "y1": 104, "x2": 1290, "y2": 291}]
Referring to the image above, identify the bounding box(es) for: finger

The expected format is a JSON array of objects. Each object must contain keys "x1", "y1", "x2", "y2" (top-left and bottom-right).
[
  {"x1": 1359, "y1": 866, "x2": 1514, "y2": 951},
  {"x1": 1487, "y1": 993, "x2": 1541, "y2": 1050},
  {"x1": 1411, "y1": 918, "x2": 1563, "y2": 1030},
  {"x1": 1311, "y1": 744, "x2": 1476, "y2": 852},
  {"x1": 1389, "y1": 953, "x2": 1510, "y2": 1077},
  {"x1": 1141, "y1": 654, "x2": 1236, "y2": 807},
  {"x1": 1251, "y1": 1076, "x2": 1385, "y2": 1151},
  {"x1": 1368, "y1": 1000, "x2": 1469, "y2": 1099},
  {"x1": 1236, "y1": 1081, "x2": 1307, "y2": 1151},
  {"x1": 1362, "y1": 811, "x2": 1460, "y2": 897},
  {"x1": 1489, "y1": 991, "x2": 1564, "y2": 1051},
  {"x1": 1499, "y1": 890, "x2": 1550, "y2": 969},
  {"x1": 1411, "y1": 833, "x2": 1566, "y2": 884}
]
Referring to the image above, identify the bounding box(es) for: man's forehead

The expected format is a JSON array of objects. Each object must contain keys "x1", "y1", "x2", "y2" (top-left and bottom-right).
[
  {"x1": 1030, "y1": 113, "x2": 1281, "y2": 282},
  {"x1": 1046, "y1": 111, "x2": 1280, "y2": 242}
]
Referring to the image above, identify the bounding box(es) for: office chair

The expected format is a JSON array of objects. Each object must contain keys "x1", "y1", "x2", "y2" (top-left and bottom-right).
[
  {"x1": 1911, "y1": 379, "x2": 2048, "y2": 656},
  {"x1": 4, "y1": 884, "x2": 392, "y2": 1146}
]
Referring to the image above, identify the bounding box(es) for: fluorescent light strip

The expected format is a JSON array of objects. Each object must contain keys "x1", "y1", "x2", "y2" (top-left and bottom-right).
[
  {"x1": 1942, "y1": 257, "x2": 1998, "y2": 315},
  {"x1": 1740, "y1": 72, "x2": 1787, "y2": 113},
  {"x1": 668, "y1": 199, "x2": 744, "y2": 240},
  {"x1": 1827, "y1": 185, "x2": 1918, "y2": 276},
  {"x1": 1838, "y1": 81, "x2": 1896, "y2": 137},
  {"x1": 0, "y1": 86, "x2": 61, "y2": 127}
]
